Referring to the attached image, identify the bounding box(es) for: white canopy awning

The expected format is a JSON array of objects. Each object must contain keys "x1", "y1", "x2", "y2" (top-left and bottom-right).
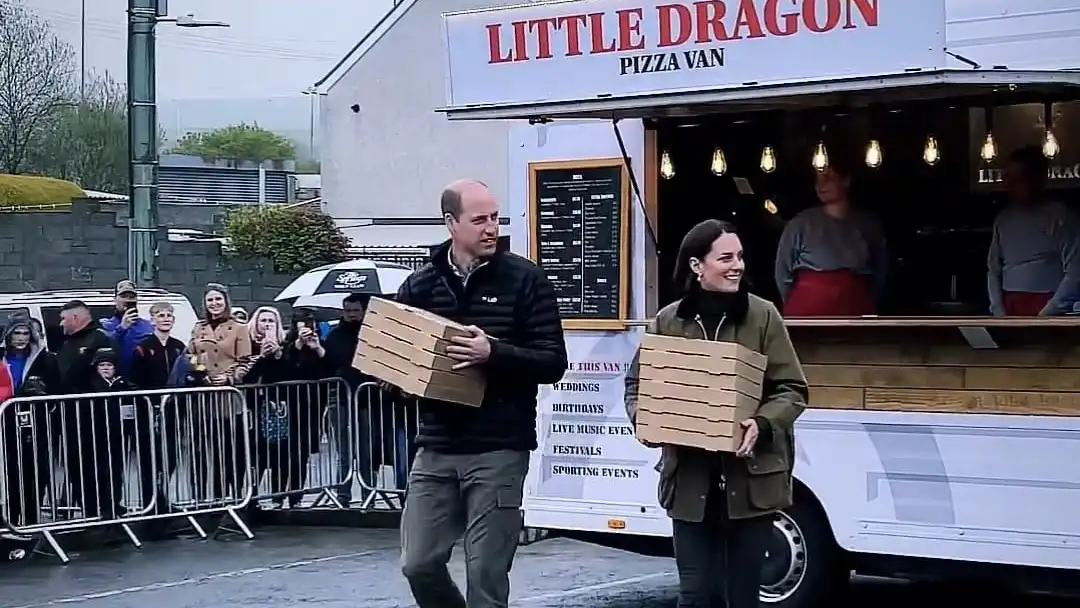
[{"x1": 439, "y1": 69, "x2": 1080, "y2": 121}]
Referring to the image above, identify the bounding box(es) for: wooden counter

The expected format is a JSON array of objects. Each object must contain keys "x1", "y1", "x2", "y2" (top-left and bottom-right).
[{"x1": 786, "y1": 317, "x2": 1080, "y2": 417}]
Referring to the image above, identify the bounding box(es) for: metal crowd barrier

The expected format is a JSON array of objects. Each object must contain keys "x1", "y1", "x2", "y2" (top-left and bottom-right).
[
  {"x1": 0, "y1": 378, "x2": 425, "y2": 563},
  {"x1": 243, "y1": 378, "x2": 352, "y2": 510},
  {"x1": 0, "y1": 386, "x2": 250, "y2": 563},
  {"x1": 350, "y1": 381, "x2": 419, "y2": 512}
]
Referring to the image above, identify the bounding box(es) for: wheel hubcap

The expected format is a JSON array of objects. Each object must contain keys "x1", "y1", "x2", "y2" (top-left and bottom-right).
[{"x1": 759, "y1": 511, "x2": 807, "y2": 603}]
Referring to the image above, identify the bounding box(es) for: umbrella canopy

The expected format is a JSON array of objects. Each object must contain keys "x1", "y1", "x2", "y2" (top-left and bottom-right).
[{"x1": 274, "y1": 258, "x2": 414, "y2": 310}]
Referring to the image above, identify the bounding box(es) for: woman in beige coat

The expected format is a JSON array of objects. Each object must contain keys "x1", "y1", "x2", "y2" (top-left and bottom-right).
[
  {"x1": 188, "y1": 283, "x2": 253, "y2": 503},
  {"x1": 189, "y1": 283, "x2": 252, "y2": 384},
  {"x1": 625, "y1": 219, "x2": 809, "y2": 608}
]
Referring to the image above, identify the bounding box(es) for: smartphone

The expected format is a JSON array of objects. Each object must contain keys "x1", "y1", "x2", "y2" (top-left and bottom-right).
[{"x1": 124, "y1": 301, "x2": 138, "y2": 312}]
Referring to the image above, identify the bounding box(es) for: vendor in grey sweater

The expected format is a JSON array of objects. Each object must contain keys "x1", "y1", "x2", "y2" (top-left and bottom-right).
[
  {"x1": 988, "y1": 146, "x2": 1080, "y2": 316},
  {"x1": 775, "y1": 161, "x2": 888, "y2": 316}
]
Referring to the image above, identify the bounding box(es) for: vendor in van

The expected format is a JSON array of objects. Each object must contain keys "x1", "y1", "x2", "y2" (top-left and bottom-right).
[
  {"x1": 988, "y1": 146, "x2": 1080, "y2": 316},
  {"x1": 774, "y1": 157, "x2": 888, "y2": 316}
]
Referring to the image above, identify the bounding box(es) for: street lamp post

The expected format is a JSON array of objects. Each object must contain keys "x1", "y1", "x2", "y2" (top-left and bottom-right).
[{"x1": 126, "y1": 1, "x2": 227, "y2": 287}]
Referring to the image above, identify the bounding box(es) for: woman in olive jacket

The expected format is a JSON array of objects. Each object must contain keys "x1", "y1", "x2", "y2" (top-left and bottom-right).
[{"x1": 624, "y1": 219, "x2": 809, "y2": 608}]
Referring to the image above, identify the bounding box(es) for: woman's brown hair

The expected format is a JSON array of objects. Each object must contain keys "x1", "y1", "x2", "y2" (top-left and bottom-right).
[{"x1": 672, "y1": 219, "x2": 738, "y2": 296}]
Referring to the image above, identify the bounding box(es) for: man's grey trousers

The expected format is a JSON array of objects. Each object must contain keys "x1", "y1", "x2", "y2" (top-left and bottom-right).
[{"x1": 401, "y1": 447, "x2": 530, "y2": 608}]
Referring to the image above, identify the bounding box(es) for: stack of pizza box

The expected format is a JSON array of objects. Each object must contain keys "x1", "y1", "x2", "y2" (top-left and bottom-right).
[{"x1": 635, "y1": 334, "x2": 766, "y2": 452}]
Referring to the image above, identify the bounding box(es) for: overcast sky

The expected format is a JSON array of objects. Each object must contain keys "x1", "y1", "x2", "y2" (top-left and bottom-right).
[{"x1": 34, "y1": 0, "x2": 392, "y2": 100}]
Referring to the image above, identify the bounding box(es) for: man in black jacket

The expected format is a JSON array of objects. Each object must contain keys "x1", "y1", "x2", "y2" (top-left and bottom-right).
[
  {"x1": 322, "y1": 294, "x2": 375, "y2": 504},
  {"x1": 398, "y1": 180, "x2": 567, "y2": 608},
  {"x1": 57, "y1": 301, "x2": 117, "y2": 394},
  {"x1": 56, "y1": 301, "x2": 121, "y2": 520}
]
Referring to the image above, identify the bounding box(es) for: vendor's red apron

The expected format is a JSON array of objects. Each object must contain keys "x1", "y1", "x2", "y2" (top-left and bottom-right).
[
  {"x1": 783, "y1": 269, "x2": 875, "y2": 317},
  {"x1": 1003, "y1": 291, "x2": 1052, "y2": 316}
]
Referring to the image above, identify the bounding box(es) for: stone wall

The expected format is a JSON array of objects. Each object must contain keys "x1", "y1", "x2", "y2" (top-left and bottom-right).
[{"x1": 0, "y1": 201, "x2": 298, "y2": 312}]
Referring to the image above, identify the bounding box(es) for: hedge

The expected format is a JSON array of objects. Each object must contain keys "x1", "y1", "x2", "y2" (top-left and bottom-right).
[
  {"x1": 0, "y1": 174, "x2": 84, "y2": 207},
  {"x1": 224, "y1": 204, "x2": 350, "y2": 273}
]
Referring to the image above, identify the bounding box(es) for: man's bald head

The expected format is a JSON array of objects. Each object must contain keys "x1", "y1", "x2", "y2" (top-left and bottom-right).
[
  {"x1": 441, "y1": 178, "x2": 500, "y2": 260},
  {"x1": 441, "y1": 179, "x2": 489, "y2": 219}
]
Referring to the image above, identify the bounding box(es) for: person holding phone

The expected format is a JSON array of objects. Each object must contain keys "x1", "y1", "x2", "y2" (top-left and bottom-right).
[{"x1": 100, "y1": 280, "x2": 154, "y2": 376}]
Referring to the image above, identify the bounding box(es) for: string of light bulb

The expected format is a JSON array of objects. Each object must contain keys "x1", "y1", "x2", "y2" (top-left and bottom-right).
[{"x1": 657, "y1": 102, "x2": 1062, "y2": 179}]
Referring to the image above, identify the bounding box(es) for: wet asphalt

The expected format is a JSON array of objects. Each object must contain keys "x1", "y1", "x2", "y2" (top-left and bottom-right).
[{"x1": 0, "y1": 526, "x2": 1072, "y2": 607}]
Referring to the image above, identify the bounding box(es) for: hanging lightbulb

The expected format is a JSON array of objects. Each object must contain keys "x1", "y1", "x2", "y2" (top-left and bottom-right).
[
  {"x1": 1043, "y1": 129, "x2": 1060, "y2": 159},
  {"x1": 660, "y1": 150, "x2": 674, "y2": 179},
  {"x1": 763, "y1": 198, "x2": 778, "y2": 215},
  {"x1": 710, "y1": 147, "x2": 727, "y2": 176},
  {"x1": 979, "y1": 132, "x2": 997, "y2": 162},
  {"x1": 759, "y1": 146, "x2": 776, "y2": 173},
  {"x1": 922, "y1": 136, "x2": 940, "y2": 166},
  {"x1": 811, "y1": 142, "x2": 828, "y2": 171},
  {"x1": 1042, "y1": 102, "x2": 1059, "y2": 159},
  {"x1": 864, "y1": 139, "x2": 883, "y2": 168}
]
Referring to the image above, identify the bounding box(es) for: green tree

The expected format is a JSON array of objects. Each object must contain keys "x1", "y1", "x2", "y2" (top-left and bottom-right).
[
  {"x1": 225, "y1": 204, "x2": 349, "y2": 273},
  {"x1": 24, "y1": 72, "x2": 128, "y2": 193},
  {"x1": 172, "y1": 123, "x2": 297, "y2": 164},
  {"x1": 0, "y1": 0, "x2": 75, "y2": 173}
]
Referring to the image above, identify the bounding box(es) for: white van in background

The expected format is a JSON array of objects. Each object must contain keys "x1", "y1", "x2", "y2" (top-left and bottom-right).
[{"x1": 0, "y1": 289, "x2": 198, "y2": 349}]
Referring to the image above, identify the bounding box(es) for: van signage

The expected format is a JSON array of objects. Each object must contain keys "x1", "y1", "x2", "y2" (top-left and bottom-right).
[{"x1": 442, "y1": 0, "x2": 946, "y2": 108}]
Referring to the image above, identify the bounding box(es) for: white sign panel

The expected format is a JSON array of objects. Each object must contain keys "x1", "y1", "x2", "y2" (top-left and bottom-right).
[
  {"x1": 530, "y1": 330, "x2": 660, "y2": 505},
  {"x1": 442, "y1": 0, "x2": 947, "y2": 108}
]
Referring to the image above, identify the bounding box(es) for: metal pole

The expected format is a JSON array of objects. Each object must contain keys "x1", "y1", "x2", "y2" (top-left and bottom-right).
[
  {"x1": 308, "y1": 93, "x2": 315, "y2": 157},
  {"x1": 80, "y1": 0, "x2": 86, "y2": 103},
  {"x1": 127, "y1": 0, "x2": 159, "y2": 286}
]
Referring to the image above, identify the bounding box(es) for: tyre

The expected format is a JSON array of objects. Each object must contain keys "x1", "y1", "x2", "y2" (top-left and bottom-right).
[{"x1": 759, "y1": 497, "x2": 848, "y2": 608}]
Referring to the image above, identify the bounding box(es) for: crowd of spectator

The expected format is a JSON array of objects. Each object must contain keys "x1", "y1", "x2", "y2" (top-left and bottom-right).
[{"x1": 0, "y1": 280, "x2": 410, "y2": 539}]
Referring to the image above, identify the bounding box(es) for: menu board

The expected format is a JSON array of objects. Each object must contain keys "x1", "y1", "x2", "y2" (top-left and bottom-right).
[{"x1": 528, "y1": 158, "x2": 630, "y2": 330}]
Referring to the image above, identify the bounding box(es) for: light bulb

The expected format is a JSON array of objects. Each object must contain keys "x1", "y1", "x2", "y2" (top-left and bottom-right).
[
  {"x1": 811, "y1": 142, "x2": 828, "y2": 171},
  {"x1": 660, "y1": 150, "x2": 674, "y2": 179},
  {"x1": 864, "y1": 139, "x2": 883, "y2": 168},
  {"x1": 979, "y1": 132, "x2": 997, "y2": 162},
  {"x1": 759, "y1": 146, "x2": 776, "y2": 173},
  {"x1": 710, "y1": 147, "x2": 727, "y2": 176},
  {"x1": 764, "y1": 198, "x2": 778, "y2": 214},
  {"x1": 1043, "y1": 129, "x2": 1059, "y2": 159},
  {"x1": 922, "y1": 136, "x2": 940, "y2": 166}
]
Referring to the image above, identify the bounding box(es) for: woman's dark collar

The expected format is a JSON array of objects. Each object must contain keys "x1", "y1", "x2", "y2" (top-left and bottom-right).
[{"x1": 675, "y1": 285, "x2": 750, "y2": 323}]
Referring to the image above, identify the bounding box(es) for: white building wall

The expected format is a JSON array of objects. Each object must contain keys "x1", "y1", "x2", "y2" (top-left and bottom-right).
[
  {"x1": 321, "y1": 0, "x2": 515, "y2": 220},
  {"x1": 320, "y1": 0, "x2": 1080, "y2": 220}
]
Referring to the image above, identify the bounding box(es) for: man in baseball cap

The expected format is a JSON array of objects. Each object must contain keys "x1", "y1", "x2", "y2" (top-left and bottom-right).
[{"x1": 99, "y1": 279, "x2": 153, "y2": 376}]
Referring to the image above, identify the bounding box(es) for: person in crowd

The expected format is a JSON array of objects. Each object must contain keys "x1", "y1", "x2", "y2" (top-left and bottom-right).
[
  {"x1": 283, "y1": 308, "x2": 333, "y2": 507},
  {"x1": 323, "y1": 294, "x2": 369, "y2": 386},
  {"x1": 129, "y1": 302, "x2": 187, "y2": 515},
  {"x1": 625, "y1": 219, "x2": 808, "y2": 608},
  {"x1": 56, "y1": 299, "x2": 119, "y2": 521},
  {"x1": 232, "y1": 308, "x2": 249, "y2": 324},
  {"x1": 78, "y1": 348, "x2": 131, "y2": 520},
  {"x1": 988, "y1": 145, "x2": 1080, "y2": 316},
  {"x1": 321, "y1": 294, "x2": 375, "y2": 504},
  {"x1": 0, "y1": 314, "x2": 60, "y2": 530},
  {"x1": 397, "y1": 179, "x2": 567, "y2": 608},
  {"x1": 57, "y1": 300, "x2": 117, "y2": 394},
  {"x1": 99, "y1": 280, "x2": 154, "y2": 375},
  {"x1": 244, "y1": 306, "x2": 298, "y2": 509},
  {"x1": 188, "y1": 283, "x2": 251, "y2": 503},
  {"x1": 774, "y1": 157, "x2": 888, "y2": 316}
]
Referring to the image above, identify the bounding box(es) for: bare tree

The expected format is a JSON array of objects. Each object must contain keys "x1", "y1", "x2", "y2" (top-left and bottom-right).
[
  {"x1": 0, "y1": 0, "x2": 75, "y2": 173},
  {"x1": 26, "y1": 71, "x2": 129, "y2": 193}
]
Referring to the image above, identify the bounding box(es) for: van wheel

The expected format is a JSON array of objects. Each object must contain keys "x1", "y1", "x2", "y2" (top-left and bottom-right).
[{"x1": 759, "y1": 499, "x2": 847, "y2": 607}]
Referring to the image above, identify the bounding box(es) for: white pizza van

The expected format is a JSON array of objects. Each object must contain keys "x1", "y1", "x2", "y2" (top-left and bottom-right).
[{"x1": 437, "y1": 0, "x2": 1080, "y2": 605}]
